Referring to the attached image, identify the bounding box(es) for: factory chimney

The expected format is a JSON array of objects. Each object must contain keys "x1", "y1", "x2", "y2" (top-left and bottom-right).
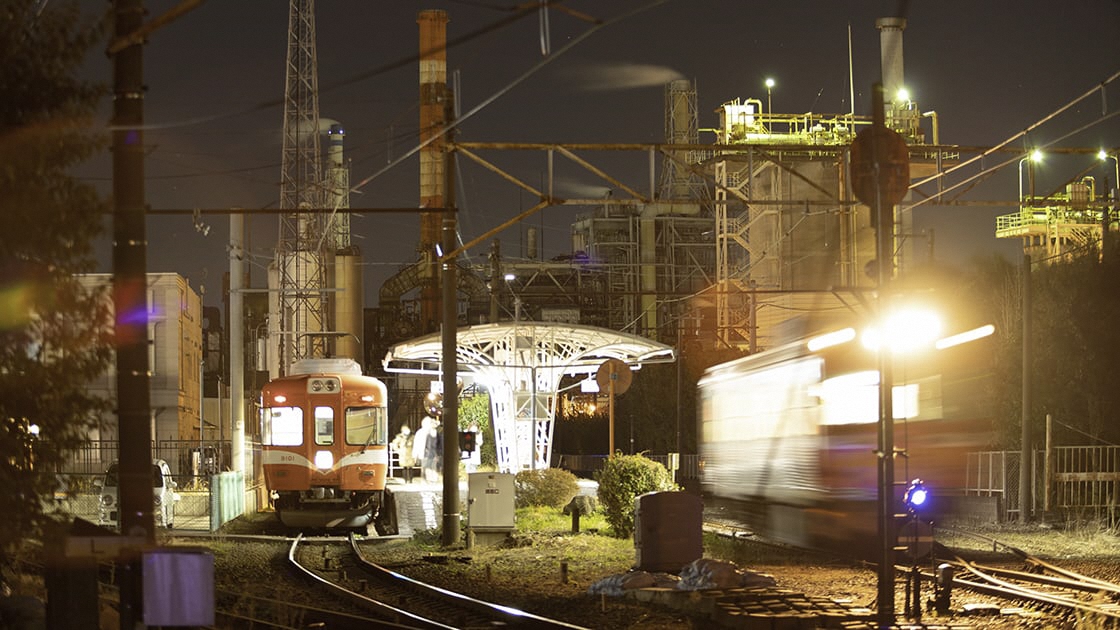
[
  {"x1": 875, "y1": 17, "x2": 906, "y2": 108},
  {"x1": 418, "y1": 10, "x2": 449, "y2": 333}
]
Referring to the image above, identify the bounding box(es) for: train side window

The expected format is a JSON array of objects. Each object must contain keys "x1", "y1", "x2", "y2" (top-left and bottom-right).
[
  {"x1": 345, "y1": 406, "x2": 387, "y2": 445},
  {"x1": 315, "y1": 407, "x2": 334, "y2": 446},
  {"x1": 264, "y1": 407, "x2": 303, "y2": 446}
]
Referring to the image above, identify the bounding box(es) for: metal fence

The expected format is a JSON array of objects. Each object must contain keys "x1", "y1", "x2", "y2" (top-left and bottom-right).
[
  {"x1": 553, "y1": 453, "x2": 701, "y2": 482},
  {"x1": 48, "y1": 440, "x2": 262, "y2": 531},
  {"x1": 1047, "y1": 445, "x2": 1120, "y2": 524},
  {"x1": 967, "y1": 445, "x2": 1120, "y2": 525},
  {"x1": 965, "y1": 450, "x2": 1020, "y2": 516}
]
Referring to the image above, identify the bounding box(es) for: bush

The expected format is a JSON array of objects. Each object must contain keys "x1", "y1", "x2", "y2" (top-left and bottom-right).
[
  {"x1": 594, "y1": 453, "x2": 677, "y2": 538},
  {"x1": 514, "y1": 468, "x2": 580, "y2": 509}
]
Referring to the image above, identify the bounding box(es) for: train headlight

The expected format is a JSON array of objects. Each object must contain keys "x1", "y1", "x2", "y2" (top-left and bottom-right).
[
  {"x1": 903, "y1": 478, "x2": 930, "y2": 512},
  {"x1": 314, "y1": 450, "x2": 334, "y2": 471}
]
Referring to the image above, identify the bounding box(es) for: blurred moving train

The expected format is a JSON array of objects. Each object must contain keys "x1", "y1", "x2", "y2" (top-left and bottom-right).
[
  {"x1": 698, "y1": 319, "x2": 996, "y2": 555},
  {"x1": 260, "y1": 358, "x2": 396, "y2": 532}
]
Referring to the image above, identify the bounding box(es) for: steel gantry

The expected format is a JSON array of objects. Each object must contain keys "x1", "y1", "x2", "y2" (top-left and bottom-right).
[{"x1": 383, "y1": 321, "x2": 674, "y2": 472}]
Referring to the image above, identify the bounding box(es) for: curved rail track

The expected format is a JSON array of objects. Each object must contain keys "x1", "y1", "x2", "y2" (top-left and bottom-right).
[
  {"x1": 288, "y1": 533, "x2": 590, "y2": 629},
  {"x1": 920, "y1": 546, "x2": 1120, "y2": 623}
]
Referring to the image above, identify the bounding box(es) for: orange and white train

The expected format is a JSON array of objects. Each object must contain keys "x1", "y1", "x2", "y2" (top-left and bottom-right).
[{"x1": 260, "y1": 358, "x2": 394, "y2": 532}]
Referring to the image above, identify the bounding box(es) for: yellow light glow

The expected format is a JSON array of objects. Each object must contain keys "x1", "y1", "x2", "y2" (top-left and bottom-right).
[
  {"x1": 807, "y1": 327, "x2": 856, "y2": 352},
  {"x1": 765, "y1": 77, "x2": 775, "y2": 88},
  {"x1": 1030, "y1": 149, "x2": 1043, "y2": 163},
  {"x1": 360, "y1": 395, "x2": 374, "y2": 403},
  {"x1": 273, "y1": 394, "x2": 287, "y2": 404},
  {"x1": 1100, "y1": 149, "x2": 1110, "y2": 161},
  {"x1": 935, "y1": 324, "x2": 995, "y2": 349},
  {"x1": 314, "y1": 450, "x2": 333, "y2": 471},
  {"x1": 897, "y1": 88, "x2": 910, "y2": 102},
  {"x1": 861, "y1": 307, "x2": 942, "y2": 353}
]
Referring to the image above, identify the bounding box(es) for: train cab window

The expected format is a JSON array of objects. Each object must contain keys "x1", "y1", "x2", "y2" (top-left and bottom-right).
[
  {"x1": 345, "y1": 406, "x2": 387, "y2": 446},
  {"x1": 262, "y1": 407, "x2": 303, "y2": 446},
  {"x1": 314, "y1": 406, "x2": 334, "y2": 446}
]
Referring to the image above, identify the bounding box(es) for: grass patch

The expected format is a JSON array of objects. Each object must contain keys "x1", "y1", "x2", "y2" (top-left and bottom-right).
[{"x1": 514, "y1": 505, "x2": 610, "y2": 535}]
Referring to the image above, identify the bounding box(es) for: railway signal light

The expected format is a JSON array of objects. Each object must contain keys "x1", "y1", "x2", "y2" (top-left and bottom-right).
[
  {"x1": 903, "y1": 479, "x2": 930, "y2": 512},
  {"x1": 458, "y1": 430, "x2": 476, "y2": 453}
]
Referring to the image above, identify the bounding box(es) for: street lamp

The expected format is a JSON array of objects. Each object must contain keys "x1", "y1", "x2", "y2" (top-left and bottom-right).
[
  {"x1": 1100, "y1": 149, "x2": 1119, "y2": 197},
  {"x1": 764, "y1": 77, "x2": 775, "y2": 130},
  {"x1": 1018, "y1": 149, "x2": 1043, "y2": 213}
]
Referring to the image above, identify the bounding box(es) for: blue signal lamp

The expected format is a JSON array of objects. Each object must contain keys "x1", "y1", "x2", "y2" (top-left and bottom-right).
[{"x1": 903, "y1": 479, "x2": 930, "y2": 512}]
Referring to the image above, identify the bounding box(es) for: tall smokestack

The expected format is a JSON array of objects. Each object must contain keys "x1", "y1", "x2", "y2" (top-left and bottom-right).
[
  {"x1": 418, "y1": 10, "x2": 449, "y2": 332},
  {"x1": 876, "y1": 17, "x2": 906, "y2": 106}
]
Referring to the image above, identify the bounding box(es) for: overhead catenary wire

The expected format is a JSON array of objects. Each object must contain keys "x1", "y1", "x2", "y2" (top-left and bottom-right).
[
  {"x1": 104, "y1": 0, "x2": 551, "y2": 133},
  {"x1": 350, "y1": 0, "x2": 668, "y2": 196},
  {"x1": 908, "y1": 69, "x2": 1120, "y2": 210}
]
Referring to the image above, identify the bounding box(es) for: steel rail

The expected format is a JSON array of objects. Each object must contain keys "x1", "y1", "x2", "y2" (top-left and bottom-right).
[
  {"x1": 288, "y1": 533, "x2": 454, "y2": 629},
  {"x1": 964, "y1": 561, "x2": 1120, "y2": 598},
  {"x1": 929, "y1": 556, "x2": 1120, "y2": 622},
  {"x1": 349, "y1": 535, "x2": 591, "y2": 629}
]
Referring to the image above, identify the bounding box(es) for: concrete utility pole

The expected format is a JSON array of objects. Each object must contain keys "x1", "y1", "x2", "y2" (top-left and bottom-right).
[
  {"x1": 230, "y1": 213, "x2": 246, "y2": 473},
  {"x1": 1021, "y1": 254, "x2": 1033, "y2": 521},
  {"x1": 440, "y1": 98, "x2": 460, "y2": 548},
  {"x1": 850, "y1": 82, "x2": 910, "y2": 627},
  {"x1": 110, "y1": 1, "x2": 154, "y2": 627}
]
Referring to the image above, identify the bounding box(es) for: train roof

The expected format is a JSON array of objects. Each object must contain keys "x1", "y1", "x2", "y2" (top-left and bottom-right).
[{"x1": 288, "y1": 358, "x2": 363, "y2": 376}]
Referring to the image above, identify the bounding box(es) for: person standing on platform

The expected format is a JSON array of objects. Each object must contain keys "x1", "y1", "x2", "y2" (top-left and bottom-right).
[
  {"x1": 391, "y1": 425, "x2": 414, "y2": 482},
  {"x1": 413, "y1": 417, "x2": 435, "y2": 483}
]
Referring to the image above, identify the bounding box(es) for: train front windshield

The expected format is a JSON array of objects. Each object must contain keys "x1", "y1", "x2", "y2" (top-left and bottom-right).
[
  {"x1": 346, "y1": 406, "x2": 387, "y2": 445},
  {"x1": 262, "y1": 407, "x2": 304, "y2": 446}
]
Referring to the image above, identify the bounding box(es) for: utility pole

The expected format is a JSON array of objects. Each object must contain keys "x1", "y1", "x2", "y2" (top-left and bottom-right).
[
  {"x1": 1021, "y1": 254, "x2": 1032, "y2": 521},
  {"x1": 849, "y1": 82, "x2": 910, "y2": 626},
  {"x1": 440, "y1": 98, "x2": 460, "y2": 547},
  {"x1": 110, "y1": 1, "x2": 154, "y2": 627}
]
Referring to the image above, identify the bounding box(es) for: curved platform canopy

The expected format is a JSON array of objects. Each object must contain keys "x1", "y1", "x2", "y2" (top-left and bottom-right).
[{"x1": 383, "y1": 321, "x2": 675, "y2": 473}]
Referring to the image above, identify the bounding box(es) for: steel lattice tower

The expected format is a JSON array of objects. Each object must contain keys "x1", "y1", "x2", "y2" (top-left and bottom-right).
[{"x1": 275, "y1": 0, "x2": 325, "y2": 375}]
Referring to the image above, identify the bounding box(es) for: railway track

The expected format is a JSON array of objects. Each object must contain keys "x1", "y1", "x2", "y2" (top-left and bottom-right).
[
  {"x1": 919, "y1": 549, "x2": 1120, "y2": 624},
  {"x1": 288, "y1": 533, "x2": 590, "y2": 629}
]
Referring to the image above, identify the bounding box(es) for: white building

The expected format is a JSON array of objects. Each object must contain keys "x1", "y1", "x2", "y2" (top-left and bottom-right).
[{"x1": 79, "y1": 273, "x2": 203, "y2": 444}]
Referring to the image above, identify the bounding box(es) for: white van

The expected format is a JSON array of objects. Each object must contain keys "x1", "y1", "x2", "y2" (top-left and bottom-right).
[{"x1": 96, "y1": 459, "x2": 180, "y2": 529}]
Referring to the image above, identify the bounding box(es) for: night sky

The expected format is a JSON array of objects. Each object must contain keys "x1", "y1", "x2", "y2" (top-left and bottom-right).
[{"x1": 79, "y1": 0, "x2": 1120, "y2": 306}]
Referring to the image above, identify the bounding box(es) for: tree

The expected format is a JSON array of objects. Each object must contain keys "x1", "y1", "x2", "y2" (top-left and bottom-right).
[
  {"x1": 0, "y1": 1, "x2": 111, "y2": 554},
  {"x1": 961, "y1": 246, "x2": 1120, "y2": 448},
  {"x1": 1029, "y1": 246, "x2": 1120, "y2": 445}
]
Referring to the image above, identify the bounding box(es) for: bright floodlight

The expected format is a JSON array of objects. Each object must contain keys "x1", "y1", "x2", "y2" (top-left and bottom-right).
[
  {"x1": 1101, "y1": 149, "x2": 1110, "y2": 161},
  {"x1": 896, "y1": 88, "x2": 910, "y2": 103},
  {"x1": 861, "y1": 307, "x2": 942, "y2": 353},
  {"x1": 765, "y1": 77, "x2": 775, "y2": 89},
  {"x1": 807, "y1": 327, "x2": 856, "y2": 352},
  {"x1": 1029, "y1": 149, "x2": 1043, "y2": 163},
  {"x1": 503, "y1": 273, "x2": 515, "y2": 281},
  {"x1": 904, "y1": 479, "x2": 930, "y2": 512}
]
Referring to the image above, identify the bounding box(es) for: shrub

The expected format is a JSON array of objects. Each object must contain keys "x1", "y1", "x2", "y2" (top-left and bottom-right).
[
  {"x1": 594, "y1": 453, "x2": 677, "y2": 538},
  {"x1": 514, "y1": 468, "x2": 580, "y2": 508}
]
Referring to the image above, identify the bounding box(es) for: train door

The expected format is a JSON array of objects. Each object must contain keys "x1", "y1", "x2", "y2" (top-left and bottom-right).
[{"x1": 311, "y1": 404, "x2": 341, "y2": 483}]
